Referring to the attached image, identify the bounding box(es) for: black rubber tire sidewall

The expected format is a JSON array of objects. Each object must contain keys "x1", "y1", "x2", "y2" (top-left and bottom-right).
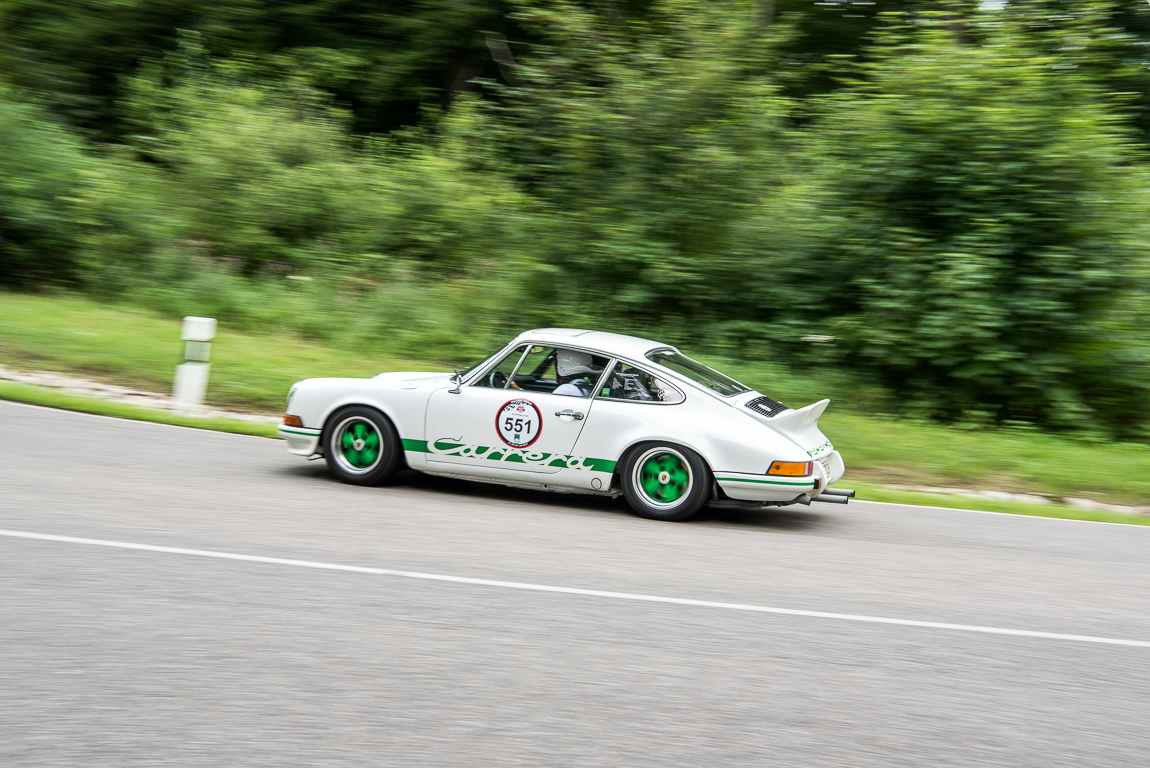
[
  {"x1": 620, "y1": 441, "x2": 711, "y2": 522},
  {"x1": 323, "y1": 406, "x2": 403, "y2": 486}
]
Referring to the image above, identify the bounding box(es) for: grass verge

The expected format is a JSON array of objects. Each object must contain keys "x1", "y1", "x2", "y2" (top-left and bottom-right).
[
  {"x1": 821, "y1": 411, "x2": 1150, "y2": 507},
  {"x1": 0, "y1": 291, "x2": 437, "y2": 413},
  {"x1": 4, "y1": 380, "x2": 1146, "y2": 525},
  {"x1": 3, "y1": 382, "x2": 1149, "y2": 525},
  {"x1": 2, "y1": 290, "x2": 1148, "y2": 517},
  {"x1": 0, "y1": 381, "x2": 278, "y2": 439}
]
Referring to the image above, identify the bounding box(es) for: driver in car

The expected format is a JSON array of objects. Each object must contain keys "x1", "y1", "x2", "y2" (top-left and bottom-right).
[{"x1": 552, "y1": 350, "x2": 603, "y2": 397}]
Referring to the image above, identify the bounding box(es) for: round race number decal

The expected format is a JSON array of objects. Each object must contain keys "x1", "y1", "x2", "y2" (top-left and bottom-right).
[{"x1": 496, "y1": 399, "x2": 542, "y2": 448}]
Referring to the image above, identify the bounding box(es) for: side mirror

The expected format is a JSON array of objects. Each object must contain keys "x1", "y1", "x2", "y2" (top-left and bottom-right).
[{"x1": 449, "y1": 370, "x2": 463, "y2": 394}]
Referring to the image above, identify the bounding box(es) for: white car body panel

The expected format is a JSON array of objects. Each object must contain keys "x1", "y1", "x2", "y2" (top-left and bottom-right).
[
  {"x1": 424, "y1": 387, "x2": 591, "y2": 475},
  {"x1": 279, "y1": 328, "x2": 848, "y2": 506}
]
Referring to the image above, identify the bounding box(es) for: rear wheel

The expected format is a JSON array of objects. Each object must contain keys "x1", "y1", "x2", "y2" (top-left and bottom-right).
[
  {"x1": 620, "y1": 443, "x2": 711, "y2": 521},
  {"x1": 323, "y1": 406, "x2": 403, "y2": 486}
]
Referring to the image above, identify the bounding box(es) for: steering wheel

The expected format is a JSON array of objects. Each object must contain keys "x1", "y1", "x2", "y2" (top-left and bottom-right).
[{"x1": 489, "y1": 370, "x2": 508, "y2": 388}]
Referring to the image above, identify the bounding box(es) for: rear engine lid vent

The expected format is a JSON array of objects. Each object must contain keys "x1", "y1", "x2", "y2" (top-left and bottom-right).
[{"x1": 746, "y1": 395, "x2": 790, "y2": 418}]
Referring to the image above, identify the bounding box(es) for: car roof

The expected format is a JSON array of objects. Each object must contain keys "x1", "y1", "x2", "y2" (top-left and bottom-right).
[{"x1": 512, "y1": 328, "x2": 675, "y2": 362}]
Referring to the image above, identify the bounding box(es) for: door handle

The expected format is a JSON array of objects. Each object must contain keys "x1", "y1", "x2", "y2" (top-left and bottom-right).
[{"x1": 555, "y1": 410, "x2": 584, "y2": 420}]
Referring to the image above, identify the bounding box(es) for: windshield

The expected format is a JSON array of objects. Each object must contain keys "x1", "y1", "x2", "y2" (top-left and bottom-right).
[
  {"x1": 645, "y1": 350, "x2": 751, "y2": 397},
  {"x1": 458, "y1": 352, "x2": 498, "y2": 378}
]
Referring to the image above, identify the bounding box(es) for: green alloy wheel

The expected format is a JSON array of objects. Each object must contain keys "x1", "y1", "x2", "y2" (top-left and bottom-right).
[
  {"x1": 621, "y1": 443, "x2": 711, "y2": 522},
  {"x1": 637, "y1": 449, "x2": 691, "y2": 505},
  {"x1": 323, "y1": 406, "x2": 403, "y2": 486},
  {"x1": 336, "y1": 418, "x2": 381, "y2": 472}
]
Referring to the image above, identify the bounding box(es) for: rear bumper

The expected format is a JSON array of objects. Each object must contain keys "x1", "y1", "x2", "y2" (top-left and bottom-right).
[
  {"x1": 716, "y1": 450, "x2": 845, "y2": 502},
  {"x1": 715, "y1": 472, "x2": 819, "y2": 502},
  {"x1": 278, "y1": 424, "x2": 322, "y2": 456},
  {"x1": 816, "y1": 450, "x2": 846, "y2": 486}
]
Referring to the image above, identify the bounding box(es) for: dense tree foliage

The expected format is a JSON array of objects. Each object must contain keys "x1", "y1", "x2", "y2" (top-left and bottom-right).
[
  {"x1": 490, "y1": 1, "x2": 792, "y2": 319},
  {"x1": 0, "y1": 0, "x2": 513, "y2": 136},
  {"x1": 795, "y1": 11, "x2": 1150, "y2": 431},
  {"x1": 0, "y1": 87, "x2": 91, "y2": 286},
  {"x1": 2, "y1": 0, "x2": 1150, "y2": 434}
]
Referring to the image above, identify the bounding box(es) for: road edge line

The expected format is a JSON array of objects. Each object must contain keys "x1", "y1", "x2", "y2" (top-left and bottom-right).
[{"x1": 2, "y1": 527, "x2": 1148, "y2": 649}]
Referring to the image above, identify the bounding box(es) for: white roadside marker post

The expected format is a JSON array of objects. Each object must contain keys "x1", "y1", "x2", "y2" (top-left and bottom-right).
[{"x1": 172, "y1": 316, "x2": 217, "y2": 414}]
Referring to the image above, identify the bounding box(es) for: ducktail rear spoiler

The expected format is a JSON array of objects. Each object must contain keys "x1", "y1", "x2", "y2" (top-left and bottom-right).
[{"x1": 754, "y1": 398, "x2": 830, "y2": 446}]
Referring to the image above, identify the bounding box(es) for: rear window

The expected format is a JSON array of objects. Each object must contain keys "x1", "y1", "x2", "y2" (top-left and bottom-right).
[{"x1": 645, "y1": 350, "x2": 751, "y2": 397}]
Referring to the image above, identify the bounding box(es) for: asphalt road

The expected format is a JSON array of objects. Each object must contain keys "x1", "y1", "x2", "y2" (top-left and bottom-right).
[{"x1": 2, "y1": 399, "x2": 1148, "y2": 767}]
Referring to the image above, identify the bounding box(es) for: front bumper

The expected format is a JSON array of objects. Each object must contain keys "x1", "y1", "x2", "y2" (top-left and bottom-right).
[{"x1": 278, "y1": 423, "x2": 322, "y2": 456}]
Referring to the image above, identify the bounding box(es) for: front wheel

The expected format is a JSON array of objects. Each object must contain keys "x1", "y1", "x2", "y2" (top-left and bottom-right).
[
  {"x1": 620, "y1": 443, "x2": 711, "y2": 522},
  {"x1": 323, "y1": 406, "x2": 403, "y2": 486}
]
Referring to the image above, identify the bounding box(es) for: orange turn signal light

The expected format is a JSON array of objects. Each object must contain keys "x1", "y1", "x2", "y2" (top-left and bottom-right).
[
  {"x1": 767, "y1": 461, "x2": 812, "y2": 477},
  {"x1": 283, "y1": 414, "x2": 304, "y2": 427}
]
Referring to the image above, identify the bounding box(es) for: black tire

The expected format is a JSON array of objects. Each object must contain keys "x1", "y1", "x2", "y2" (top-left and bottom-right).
[
  {"x1": 620, "y1": 442, "x2": 711, "y2": 522},
  {"x1": 323, "y1": 406, "x2": 404, "y2": 486}
]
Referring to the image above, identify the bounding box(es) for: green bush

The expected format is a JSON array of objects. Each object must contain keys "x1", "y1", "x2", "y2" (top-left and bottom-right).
[
  {"x1": 0, "y1": 86, "x2": 172, "y2": 292},
  {"x1": 792, "y1": 11, "x2": 1150, "y2": 433},
  {"x1": 118, "y1": 39, "x2": 547, "y2": 278},
  {"x1": 492, "y1": 1, "x2": 798, "y2": 321},
  {"x1": 4, "y1": 2, "x2": 1150, "y2": 438},
  {"x1": 0, "y1": 87, "x2": 88, "y2": 286}
]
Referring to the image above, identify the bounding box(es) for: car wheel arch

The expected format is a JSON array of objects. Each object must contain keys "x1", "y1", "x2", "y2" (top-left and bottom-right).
[
  {"x1": 613, "y1": 435, "x2": 716, "y2": 475},
  {"x1": 617, "y1": 440, "x2": 714, "y2": 521},
  {"x1": 319, "y1": 400, "x2": 407, "y2": 463},
  {"x1": 610, "y1": 437, "x2": 717, "y2": 496},
  {"x1": 321, "y1": 404, "x2": 407, "y2": 484}
]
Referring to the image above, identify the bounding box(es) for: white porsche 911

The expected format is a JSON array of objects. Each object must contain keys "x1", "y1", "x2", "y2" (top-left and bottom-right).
[{"x1": 278, "y1": 328, "x2": 852, "y2": 521}]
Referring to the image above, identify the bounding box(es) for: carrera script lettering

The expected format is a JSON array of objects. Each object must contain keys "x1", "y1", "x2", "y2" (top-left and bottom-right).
[{"x1": 429, "y1": 437, "x2": 598, "y2": 470}]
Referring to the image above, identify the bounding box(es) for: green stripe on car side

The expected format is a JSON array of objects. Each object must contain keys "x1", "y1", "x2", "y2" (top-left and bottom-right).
[
  {"x1": 279, "y1": 425, "x2": 321, "y2": 436},
  {"x1": 401, "y1": 438, "x2": 616, "y2": 473},
  {"x1": 716, "y1": 476, "x2": 815, "y2": 486},
  {"x1": 578, "y1": 457, "x2": 618, "y2": 473},
  {"x1": 327, "y1": 437, "x2": 771, "y2": 482}
]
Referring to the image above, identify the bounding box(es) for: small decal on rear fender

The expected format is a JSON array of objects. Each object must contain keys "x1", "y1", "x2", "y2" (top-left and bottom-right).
[{"x1": 806, "y1": 440, "x2": 833, "y2": 457}]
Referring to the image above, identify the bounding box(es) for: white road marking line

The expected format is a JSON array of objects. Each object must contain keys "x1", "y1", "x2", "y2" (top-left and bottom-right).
[
  {"x1": 2, "y1": 527, "x2": 1148, "y2": 649},
  {"x1": 850, "y1": 499, "x2": 1150, "y2": 528}
]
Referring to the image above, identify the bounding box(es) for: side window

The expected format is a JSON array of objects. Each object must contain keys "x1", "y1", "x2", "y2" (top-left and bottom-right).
[
  {"x1": 515, "y1": 345, "x2": 557, "y2": 386},
  {"x1": 549, "y1": 348, "x2": 610, "y2": 398},
  {"x1": 597, "y1": 362, "x2": 685, "y2": 404},
  {"x1": 472, "y1": 345, "x2": 527, "y2": 388},
  {"x1": 502, "y1": 345, "x2": 610, "y2": 396},
  {"x1": 473, "y1": 345, "x2": 610, "y2": 396}
]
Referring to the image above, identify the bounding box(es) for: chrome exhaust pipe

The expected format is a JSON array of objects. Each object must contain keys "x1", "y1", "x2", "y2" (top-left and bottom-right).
[
  {"x1": 821, "y1": 488, "x2": 856, "y2": 498},
  {"x1": 814, "y1": 493, "x2": 850, "y2": 504}
]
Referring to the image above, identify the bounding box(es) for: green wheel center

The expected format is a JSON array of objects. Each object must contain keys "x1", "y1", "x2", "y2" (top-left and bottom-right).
[
  {"x1": 339, "y1": 420, "x2": 381, "y2": 469},
  {"x1": 638, "y1": 452, "x2": 690, "y2": 504}
]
